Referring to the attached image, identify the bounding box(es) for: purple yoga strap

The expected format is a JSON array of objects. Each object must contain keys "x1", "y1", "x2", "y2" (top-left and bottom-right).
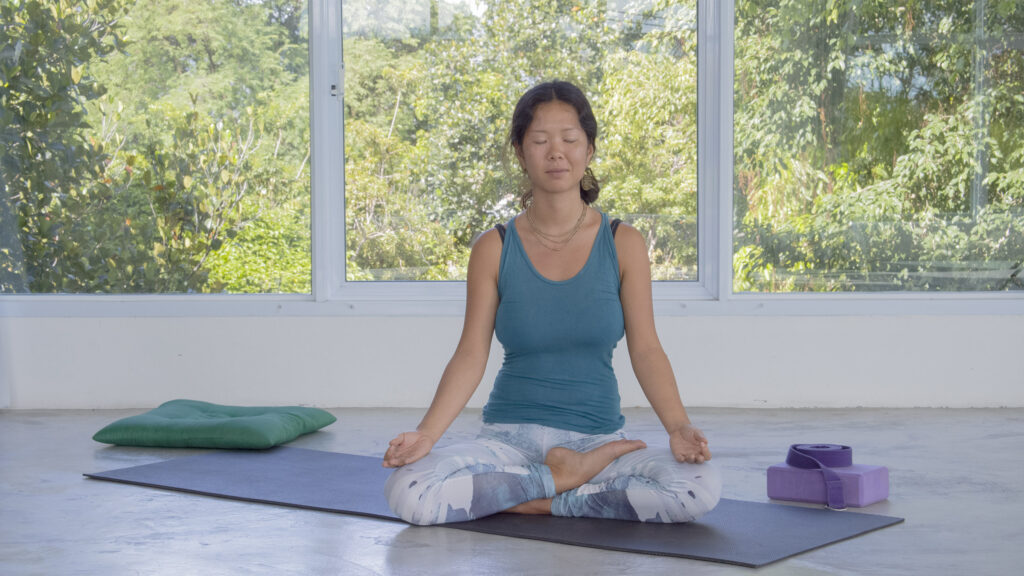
[{"x1": 785, "y1": 444, "x2": 853, "y2": 510}]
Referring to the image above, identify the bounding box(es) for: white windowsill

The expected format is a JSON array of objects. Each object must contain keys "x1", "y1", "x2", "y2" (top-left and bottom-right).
[{"x1": 1, "y1": 289, "x2": 1021, "y2": 318}]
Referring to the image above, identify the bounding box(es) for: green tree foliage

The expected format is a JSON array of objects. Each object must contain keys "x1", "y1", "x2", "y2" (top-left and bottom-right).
[
  {"x1": 1, "y1": 0, "x2": 128, "y2": 292},
  {"x1": 340, "y1": 29, "x2": 465, "y2": 281},
  {"x1": 598, "y1": 8, "x2": 699, "y2": 280},
  {"x1": 343, "y1": 0, "x2": 701, "y2": 281},
  {"x1": 1, "y1": 0, "x2": 310, "y2": 293},
  {"x1": 206, "y1": 195, "x2": 310, "y2": 292},
  {"x1": 734, "y1": 0, "x2": 1024, "y2": 291},
  {"x1": 97, "y1": 103, "x2": 295, "y2": 291},
  {"x1": 88, "y1": 0, "x2": 311, "y2": 292},
  {"x1": 3, "y1": 0, "x2": 1021, "y2": 293}
]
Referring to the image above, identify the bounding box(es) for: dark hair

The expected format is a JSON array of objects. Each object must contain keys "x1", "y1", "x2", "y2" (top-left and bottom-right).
[{"x1": 508, "y1": 80, "x2": 600, "y2": 207}]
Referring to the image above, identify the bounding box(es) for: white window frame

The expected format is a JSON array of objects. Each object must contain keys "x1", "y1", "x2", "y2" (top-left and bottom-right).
[{"x1": 1, "y1": 0, "x2": 1022, "y2": 318}]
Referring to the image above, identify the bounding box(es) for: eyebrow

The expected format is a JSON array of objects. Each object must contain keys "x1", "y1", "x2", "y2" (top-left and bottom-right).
[{"x1": 526, "y1": 127, "x2": 583, "y2": 134}]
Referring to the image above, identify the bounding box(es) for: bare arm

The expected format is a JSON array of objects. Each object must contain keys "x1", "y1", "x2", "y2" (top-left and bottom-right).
[
  {"x1": 616, "y1": 224, "x2": 711, "y2": 463},
  {"x1": 382, "y1": 229, "x2": 502, "y2": 467}
]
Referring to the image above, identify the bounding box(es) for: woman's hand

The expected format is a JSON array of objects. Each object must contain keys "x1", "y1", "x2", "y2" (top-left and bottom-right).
[
  {"x1": 669, "y1": 424, "x2": 712, "y2": 464},
  {"x1": 382, "y1": 431, "x2": 436, "y2": 468}
]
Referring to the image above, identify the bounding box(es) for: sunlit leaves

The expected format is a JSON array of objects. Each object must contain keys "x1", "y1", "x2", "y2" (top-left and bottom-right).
[
  {"x1": 1, "y1": 0, "x2": 311, "y2": 293},
  {"x1": 733, "y1": 0, "x2": 1024, "y2": 292},
  {"x1": 343, "y1": 0, "x2": 701, "y2": 280}
]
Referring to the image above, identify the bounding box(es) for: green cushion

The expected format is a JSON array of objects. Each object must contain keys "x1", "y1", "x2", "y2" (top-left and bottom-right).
[{"x1": 92, "y1": 399, "x2": 337, "y2": 449}]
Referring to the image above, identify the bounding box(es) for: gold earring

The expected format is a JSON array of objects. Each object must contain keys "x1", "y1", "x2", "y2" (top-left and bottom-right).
[{"x1": 581, "y1": 167, "x2": 597, "y2": 192}]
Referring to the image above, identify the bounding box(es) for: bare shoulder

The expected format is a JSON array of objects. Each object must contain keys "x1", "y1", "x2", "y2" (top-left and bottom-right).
[
  {"x1": 613, "y1": 220, "x2": 644, "y2": 246},
  {"x1": 468, "y1": 227, "x2": 503, "y2": 278},
  {"x1": 612, "y1": 221, "x2": 651, "y2": 271},
  {"x1": 471, "y1": 227, "x2": 503, "y2": 257}
]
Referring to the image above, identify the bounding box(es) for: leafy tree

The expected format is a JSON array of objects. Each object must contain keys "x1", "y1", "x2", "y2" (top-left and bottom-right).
[
  {"x1": 597, "y1": 2, "x2": 699, "y2": 279},
  {"x1": 6, "y1": 0, "x2": 1019, "y2": 293},
  {"x1": 86, "y1": 0, "x2": 312, "y2": 292},
  {"x1": 1, "y1": 0, "x2": 128, "y2": 292},
  {"x1": 2, "y1": 0, "x2": 312, "y2": 293},
  {"x1": 207, "y1": 194, "x2": 311, "y2": 292},
  {"x1": 97, "y1": 103, "x2": 291, "y2": 291},
  {"x1": 343, "y1": 0, "x2": 701, "y2": 280},
  {"x1": 340, "y1": 33, "x2": 465, "y2": 280},
  {"x1": 733, "y1": 0, "x2": 1024, "y2": 291},
  {"x1": 92, "y1": 0, "x2": 306, "y2": 136}
]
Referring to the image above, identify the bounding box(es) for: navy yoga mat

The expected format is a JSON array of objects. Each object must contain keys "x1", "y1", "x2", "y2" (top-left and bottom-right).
[{"x1": 85, "y1": 447, "x2": 903, "y2": 567}]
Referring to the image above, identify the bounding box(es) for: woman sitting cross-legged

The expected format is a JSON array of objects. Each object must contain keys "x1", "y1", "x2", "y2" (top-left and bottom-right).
[{"x1": 382, "y1": 80, "x2": 721, "y2": 526}]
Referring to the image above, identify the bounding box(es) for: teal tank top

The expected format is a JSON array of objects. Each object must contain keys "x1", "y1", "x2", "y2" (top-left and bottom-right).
[{"x1": 482, "y1": 211, "x2": 626, "y2": 434}]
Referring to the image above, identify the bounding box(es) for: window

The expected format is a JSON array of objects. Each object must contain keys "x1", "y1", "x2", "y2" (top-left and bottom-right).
[
  {"x1": 1, "y1": 0, "x2": 311, "y2": 294},
  {"x1": 733, "y1": 0, "x2": 1024, "y2": 292},
  {"x1": 2, "y1": 0, "x2": 1021, "y2": 315},
  {"x1": 341, "y1": 0, "x2": 701, "y2": 282}
]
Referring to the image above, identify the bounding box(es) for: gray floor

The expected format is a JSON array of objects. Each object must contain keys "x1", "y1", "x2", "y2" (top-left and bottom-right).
[{"x1": 2, "y1": 407, "x2": 1023, "y2": 576}]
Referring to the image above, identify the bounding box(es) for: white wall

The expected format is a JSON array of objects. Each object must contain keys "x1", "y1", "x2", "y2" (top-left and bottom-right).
[{"x1": 1, "y1": 314, "x2": 1021, "y2": 410}]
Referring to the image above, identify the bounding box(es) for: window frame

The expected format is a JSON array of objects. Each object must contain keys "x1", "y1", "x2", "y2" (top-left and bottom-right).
[{"x1": 1, "y1": 0, "x2": 1022, "y2": 319}]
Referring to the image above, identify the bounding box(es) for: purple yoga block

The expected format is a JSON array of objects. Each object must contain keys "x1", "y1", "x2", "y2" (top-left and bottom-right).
[{"x1": 766, "y1": 463, "x2": 889, "y2": 507}]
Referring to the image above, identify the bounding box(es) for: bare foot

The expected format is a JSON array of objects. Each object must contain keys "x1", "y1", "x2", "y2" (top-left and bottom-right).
[{"x1": 545, "y1": 439, "x2": 647, "y2": 494}]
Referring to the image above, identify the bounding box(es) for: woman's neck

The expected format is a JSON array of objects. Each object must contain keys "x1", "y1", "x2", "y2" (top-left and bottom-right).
[{"x1": 526, "y1": 193, "x2": 589, "y2": 230}]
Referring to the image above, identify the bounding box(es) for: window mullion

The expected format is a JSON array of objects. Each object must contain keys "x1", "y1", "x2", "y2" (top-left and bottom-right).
[
  {"x1": 693, "y1": 0, "x2": 735, "y2": 303},
  {"x1": 718, "y1": 0, "x2": 736, "y2": 303},
  {"x1": 311, "y1": 0, "x2": 345, "y2": 302}
]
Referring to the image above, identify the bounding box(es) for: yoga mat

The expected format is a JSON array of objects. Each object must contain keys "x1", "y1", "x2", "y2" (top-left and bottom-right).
[{"x1": 85, "y1": 447, "x2": 903, "y2": 567}]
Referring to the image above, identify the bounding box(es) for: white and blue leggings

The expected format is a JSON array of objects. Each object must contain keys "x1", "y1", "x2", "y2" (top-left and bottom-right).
[{"x1": 384, "y1": 422, "x2": 722, "y2": 526}]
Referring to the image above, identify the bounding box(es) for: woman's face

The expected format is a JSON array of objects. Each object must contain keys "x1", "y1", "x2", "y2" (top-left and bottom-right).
[{"x1": 516, "y1": 100, "x2": 594, "y2": 199}]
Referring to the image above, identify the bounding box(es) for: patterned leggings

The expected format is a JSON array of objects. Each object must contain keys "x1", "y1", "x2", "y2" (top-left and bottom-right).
[{"x1": 384, "y1": 422, "x2": 722, "y2": 526}]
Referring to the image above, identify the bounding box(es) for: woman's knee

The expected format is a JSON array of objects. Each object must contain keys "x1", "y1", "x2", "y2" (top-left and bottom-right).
[
  {"x1": 386, "y1": 455, "x2": 462, "y2": 525},
  {"x1": 384, "y1": 465, "x2": 427, "y2": 524},
  {"x1": 679, "y1": 461, "x2": 722, "y2": 519},
  {"x1": 654, "y1": 468, "x2": 721, "y2": 522},
  {"x1": 631, "y1": 451, "x2": 723, "y2": 521},
  {"x1": 383, "y1": 451, "x2": 481, "y2": 526},
  {"x1": 383, "y1": 439, "x2": 531, "y2": 525}
]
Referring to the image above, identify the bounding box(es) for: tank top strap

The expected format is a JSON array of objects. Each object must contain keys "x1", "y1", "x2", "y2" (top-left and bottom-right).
[{"x1": 594, "y1": 212, "x2": 621, "y2": 291}]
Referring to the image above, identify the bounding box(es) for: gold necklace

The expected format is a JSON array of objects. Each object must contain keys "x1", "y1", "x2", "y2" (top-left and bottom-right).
[{"x1": 526, "y1": 202, "x2": 588, "y2": 252}]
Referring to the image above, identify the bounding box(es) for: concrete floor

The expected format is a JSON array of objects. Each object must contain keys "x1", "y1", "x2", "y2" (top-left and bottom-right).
[{"x1": 1, "y1": 407, "x2": 1022, "y2": 575}]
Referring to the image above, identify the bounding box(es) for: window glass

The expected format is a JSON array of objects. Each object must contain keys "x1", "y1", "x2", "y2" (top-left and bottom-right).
[
  {"x1": 342, "y1": 0, "x2": 700, "y2": 281},
  {"x1": 1, "y1": 0, "x2": 311, "y2": 294},
  {"x1": 734, "y1": 0, "x2": 1024, "y2": 292}
]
